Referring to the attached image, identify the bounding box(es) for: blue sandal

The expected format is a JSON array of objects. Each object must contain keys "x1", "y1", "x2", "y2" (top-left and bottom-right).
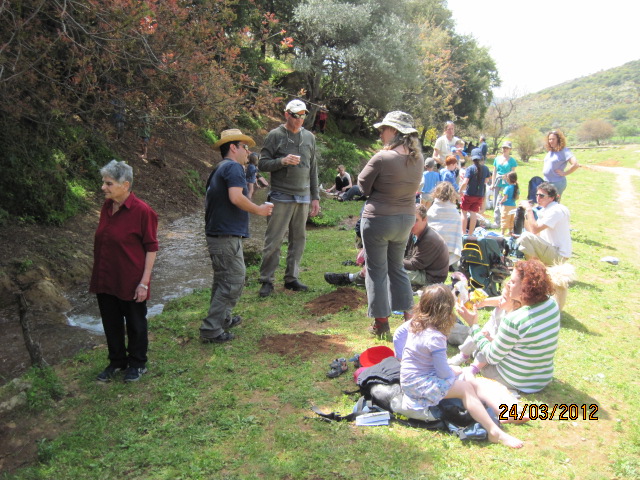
[{"x1": 326, "y1": 358, "x2": 348, "y2": 378}]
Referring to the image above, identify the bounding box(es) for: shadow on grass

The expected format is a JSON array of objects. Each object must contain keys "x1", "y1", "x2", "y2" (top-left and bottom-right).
[
  {"x1": 571, "y1": 280, "x2": 603, "y2": 292},
  {"x1": 560, "y1": 311, "x2": 601, "y2": 336},
  {"x1": 524, "y1": 378, "x2": 611, "y2": 421},
  {"x1": 571, "y1": 235, "x2": 614, "y2": 249}
]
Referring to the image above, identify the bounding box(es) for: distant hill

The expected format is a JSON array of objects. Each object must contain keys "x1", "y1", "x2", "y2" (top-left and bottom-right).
[{"x1": 505, "y1": 59, "x2": 640, "y2": 139}]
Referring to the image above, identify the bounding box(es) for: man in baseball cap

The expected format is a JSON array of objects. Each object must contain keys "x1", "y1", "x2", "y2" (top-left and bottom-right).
[{"x1": 257, "y1": 100, "x2": 320, "y2": 297}]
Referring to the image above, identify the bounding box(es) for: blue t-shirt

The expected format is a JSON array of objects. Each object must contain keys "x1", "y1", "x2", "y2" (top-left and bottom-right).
[
  {"x1": 464, "y1": 164, "x2": 491, "y2": 197},
  {"x1": 543, "y1": 148, "x2": 574, "y2": 183},
  {"x1": 502, "y1": 184, "x2": 517, "y2": 206},
  {"x1": 439, "y1": 168, "x2": 459, "y2": 192},
  {"x1": 422, "y1": 171, "x2": 440, "y2": 194},
  {"x1": 205, "y1": 160, "x2": 249, "y2": 237},
  {"x1": 246, "y1": 164, "x2": 257, "y2": 183}
]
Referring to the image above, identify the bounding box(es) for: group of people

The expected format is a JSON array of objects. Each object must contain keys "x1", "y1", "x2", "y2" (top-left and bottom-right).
[{"x1": 88, "y1": 102, "x2": 575, "y2": 448}]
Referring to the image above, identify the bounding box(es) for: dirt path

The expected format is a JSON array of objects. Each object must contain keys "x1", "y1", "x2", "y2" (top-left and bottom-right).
[{"x1": 587, "y1": 163, "x2": 640, "y2": 255}]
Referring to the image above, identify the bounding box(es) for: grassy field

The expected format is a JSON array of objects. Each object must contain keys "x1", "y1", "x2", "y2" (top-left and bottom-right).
[{"x1": 2, "y1": 146, "x2": 639, "y2": 479}]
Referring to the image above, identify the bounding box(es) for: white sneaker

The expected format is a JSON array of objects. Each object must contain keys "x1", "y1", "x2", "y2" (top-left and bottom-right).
[{"x1": 448, "y1": 353, "x2": 469, "y2": 366}]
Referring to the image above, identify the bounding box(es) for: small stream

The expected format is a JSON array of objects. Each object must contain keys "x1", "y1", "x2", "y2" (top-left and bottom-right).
[
  {"x1": 65, "y1": 189, "x2": 269, "y2": 332},
  {"x1": 65, "y1": 212, "x2": 212, "y2": 332}
]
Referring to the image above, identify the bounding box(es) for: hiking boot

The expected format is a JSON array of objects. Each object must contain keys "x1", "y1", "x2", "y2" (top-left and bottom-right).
[
  {"x1": 123, "y1": 367, "x2": 147, "y2": 383},
  {"x1": 259, "y1": 282, "x2": 274, "y2": 297},
  {"x1": 225, "y1": 315, "x2": 242, "y2": 329},
  {"x1": 284, "y1": 280, "x2": 308, "y2": 292},
  {"x1": 96, "y1": 365, "x2": 121, "y2": 382},
  {"x1": 368, "y1": 319, "x2": 390, "y2": 337},
  {"x1": 324, "y1": 272, "x2": 352, "y2": 286},
  {"x1": 201, "y1": 331, "x2": 235, "y2": 344}
]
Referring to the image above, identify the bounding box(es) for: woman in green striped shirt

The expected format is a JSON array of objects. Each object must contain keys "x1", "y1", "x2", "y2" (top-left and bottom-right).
[{"x1": 456, "y1": 259, "x2": 560, "y2": 393}]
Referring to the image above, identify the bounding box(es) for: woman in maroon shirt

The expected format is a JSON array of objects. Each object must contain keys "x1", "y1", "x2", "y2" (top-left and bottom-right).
[{"x1": 90, "y1": 160, "x2": 158, "y2": 383}]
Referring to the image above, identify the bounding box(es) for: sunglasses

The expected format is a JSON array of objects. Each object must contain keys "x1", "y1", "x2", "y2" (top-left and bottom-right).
[
  {"x1": 536, "y1": 193, "x2": 548, "y2": 198},
  {"x1": 288, "y1": 111, "x2": 307, "y2": 119}
]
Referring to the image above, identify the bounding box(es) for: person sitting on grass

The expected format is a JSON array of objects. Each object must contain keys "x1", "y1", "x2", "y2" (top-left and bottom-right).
[
  {"x1": 325, "y1": 164, "x2": 352, "y2": 195},
  {"x1": 324, "y1": 204, "x2": 448, "y2": 291},
  {"x1": 399, "y1": 284, "x2": 525, "y2": 448},
  {"x1": 455, "y1": 259, "x2": 560, "y2": 393}
]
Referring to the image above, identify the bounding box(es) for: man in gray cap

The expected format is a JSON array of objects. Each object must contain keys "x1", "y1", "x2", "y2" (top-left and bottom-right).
[
  {"x1": 200, "y1": 129, "x2": 273, "y2": 342},
  {"x1": 258, "y1": 99, "x2": 320, "y2": 297}
]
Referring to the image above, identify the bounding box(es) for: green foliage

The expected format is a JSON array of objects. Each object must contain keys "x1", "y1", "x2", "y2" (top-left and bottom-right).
[
  {"x1": 236, "y1": 113, "x2": 266, "y2": 131},
  {"x1": 0, "y1": 121, "x2": 108, "y2": 225},
  {"x1": 201, "y1": 129, "x2": 219, "y2": 145},
  {"x1": 508, "y1": 59, "x2": 640, "y2": 140},
  {"x1": 24, "y1": 367, "x2": 64, "y2": 410},
  {"x1": 316, "y1": 137, "x2": 370, "y2": 185},
  {"x1": 184, "y1": 170, "x2": 205, "y2": 196}
]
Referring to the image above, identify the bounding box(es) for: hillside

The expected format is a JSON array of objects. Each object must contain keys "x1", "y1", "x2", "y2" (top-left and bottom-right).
[{"x1": 506, "y1": 59, "x2": 640, "y2": 137}]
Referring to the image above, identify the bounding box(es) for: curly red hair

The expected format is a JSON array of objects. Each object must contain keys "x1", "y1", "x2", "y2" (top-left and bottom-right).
[{"x1": 514, "y1": 259, "x2": 555, "y2": 305}]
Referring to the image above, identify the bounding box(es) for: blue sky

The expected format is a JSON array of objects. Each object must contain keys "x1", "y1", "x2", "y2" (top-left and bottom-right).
[{"x1": 447, "y1": 0, "x2": 640, "y2": 98}]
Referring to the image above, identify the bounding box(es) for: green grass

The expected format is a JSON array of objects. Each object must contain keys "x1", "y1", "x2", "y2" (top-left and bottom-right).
[{"x1": 2, "y1": 147, "x2": 640, "y2": 479}]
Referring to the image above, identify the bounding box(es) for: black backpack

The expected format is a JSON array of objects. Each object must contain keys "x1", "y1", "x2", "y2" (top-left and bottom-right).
[{"x1": 458, "y1": 235, "x2": 511, "y2": 296}]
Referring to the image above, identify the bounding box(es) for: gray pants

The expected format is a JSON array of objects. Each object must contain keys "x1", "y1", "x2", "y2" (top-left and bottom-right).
[
  {"x1": 260, "y1": 200, "x2": 309, "y2": 284},
  {"x1": 361, "y1": 214, "x2": 415, "y2": 318},
  {"x1": 200, "y1": 236, "x2": 245, "y2": 338}
]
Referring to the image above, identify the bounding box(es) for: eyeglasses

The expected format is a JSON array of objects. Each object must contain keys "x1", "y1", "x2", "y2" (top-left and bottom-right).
[
  {"x1": 288, "y1": 111, "x2": 307, "y2": 119},
  {"x1": 536, "y1": 193, "x2": 548, "y2": 198}
]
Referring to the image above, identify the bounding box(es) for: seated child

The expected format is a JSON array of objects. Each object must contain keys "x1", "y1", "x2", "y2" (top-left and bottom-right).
[
  {"x1": 448, "y1": 284, "x2": 521, "y2": 379},
  {"x1": 399, "y1": 284, "x2": 525, "y2": 447}
]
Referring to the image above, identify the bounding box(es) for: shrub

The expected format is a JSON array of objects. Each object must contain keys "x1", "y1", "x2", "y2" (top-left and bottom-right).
[{"x1": 316, "y1": 137, "x2": 369, "y2": 186}]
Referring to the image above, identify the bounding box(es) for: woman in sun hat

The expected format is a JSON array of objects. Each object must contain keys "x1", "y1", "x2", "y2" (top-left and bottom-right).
[{"x1": 357, "y1": 111, "x2": 423, "y2": 337}]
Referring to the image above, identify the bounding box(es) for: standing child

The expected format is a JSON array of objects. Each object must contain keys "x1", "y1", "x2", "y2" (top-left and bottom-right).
[
  {"x1": 499, "y1": 171, "x2": 519, "y2": 236},
  {"x1": 439, "y1": 155, "x2": 459, "y2": 192},
  {"x1": 420, "y1": 158, "x2": 440, "y2": 208},
  {"x1": 399, "y1": 284, "x2": 525, "y2": 448},
  {"x1": 459, "y1": 148, "x2": 492, "y2": 235},
  {"x1": 246, "y1": 152, "x2": 259, "y2": 200}
]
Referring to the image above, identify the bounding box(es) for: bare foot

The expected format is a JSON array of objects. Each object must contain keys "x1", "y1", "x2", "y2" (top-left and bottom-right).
[
  {"x1": 489, "y1": 429, "x2": 524, "y2": 448},
  {"x1": 500, "y1": 415, "x2": 530, "y2": 425}
]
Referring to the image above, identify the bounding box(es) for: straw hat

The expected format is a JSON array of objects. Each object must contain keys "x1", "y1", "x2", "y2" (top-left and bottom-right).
[{"x1": 212, "y1": 129, "x2": 256, "y2": 150}]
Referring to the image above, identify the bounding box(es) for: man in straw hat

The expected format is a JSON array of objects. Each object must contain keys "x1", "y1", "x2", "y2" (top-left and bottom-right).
[
  {"x1": 257, "y1": 99, "x2": 320, "y2": 297},
  {"x1": 200, "y1": 129, "x2": 274, "y2": 343}
]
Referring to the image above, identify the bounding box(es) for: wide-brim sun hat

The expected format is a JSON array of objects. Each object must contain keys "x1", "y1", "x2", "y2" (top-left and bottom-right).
[
  {"x1": 213, "y1": 129, "x2": 256, "y2": 150},
  {"x1": 373, "y1": 111, "x2": 418, "y2": 135}
]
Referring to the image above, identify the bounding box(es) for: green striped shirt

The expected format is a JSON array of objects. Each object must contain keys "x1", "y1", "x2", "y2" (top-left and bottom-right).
[{"x1": 472, "y1": 297, "x2": 560, "y2": 393}]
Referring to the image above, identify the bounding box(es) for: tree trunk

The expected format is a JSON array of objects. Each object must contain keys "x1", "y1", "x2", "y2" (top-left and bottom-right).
[{"x1": 17, "y1": 293, "x2": 46, "y2": 368}]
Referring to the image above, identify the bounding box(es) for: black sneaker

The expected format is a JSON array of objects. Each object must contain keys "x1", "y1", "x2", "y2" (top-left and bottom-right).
[
  {"x1": 225, "y1": 315, "x2": 242, "y2": 329},
  {"x1": 259, "y1": 282, "x2": 274, "y2": 297},
  {"x1": 324, "y1": 272, "x2": 352, "y2": 286},
  {"x1": 284, "y1": 280, "x2": 308, "y2": 291},
  {"x1": 123, "y1": 367, "x2": 147, "y2": 383},
  {"x1": 201, "y1": 331, "x2": 235, "y2": 343},
  {"x1": 96, "y1": 366, "x2": 121, "y2": 382}
]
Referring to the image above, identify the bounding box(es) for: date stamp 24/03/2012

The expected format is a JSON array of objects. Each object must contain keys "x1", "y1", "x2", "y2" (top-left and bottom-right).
[{"x1": 498, "y1": 404, "x2": 599, "y2": 421}]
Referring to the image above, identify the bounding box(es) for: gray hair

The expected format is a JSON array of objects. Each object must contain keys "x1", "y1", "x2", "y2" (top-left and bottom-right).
[
  {"x1": 100, "y1": 160, "x2": 133, "y2": 188},
  {"x1": 415, "y1": 203, "x2": 428, "y2": 220}
]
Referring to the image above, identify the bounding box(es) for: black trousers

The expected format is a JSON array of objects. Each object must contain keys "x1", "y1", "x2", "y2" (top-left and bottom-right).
[{"x1": 97, "y1": 293, "x2": 148, "y2": 369}]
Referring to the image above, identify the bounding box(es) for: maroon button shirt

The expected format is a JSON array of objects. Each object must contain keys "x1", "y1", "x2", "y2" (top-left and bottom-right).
[{"x1": 90, "y1": 192, "x2": 159, "y2": 301}]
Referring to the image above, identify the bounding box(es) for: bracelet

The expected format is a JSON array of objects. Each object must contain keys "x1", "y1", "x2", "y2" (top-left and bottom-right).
[{"x1": 138, "y1": 283, "x2": 148, "y2": 290}]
